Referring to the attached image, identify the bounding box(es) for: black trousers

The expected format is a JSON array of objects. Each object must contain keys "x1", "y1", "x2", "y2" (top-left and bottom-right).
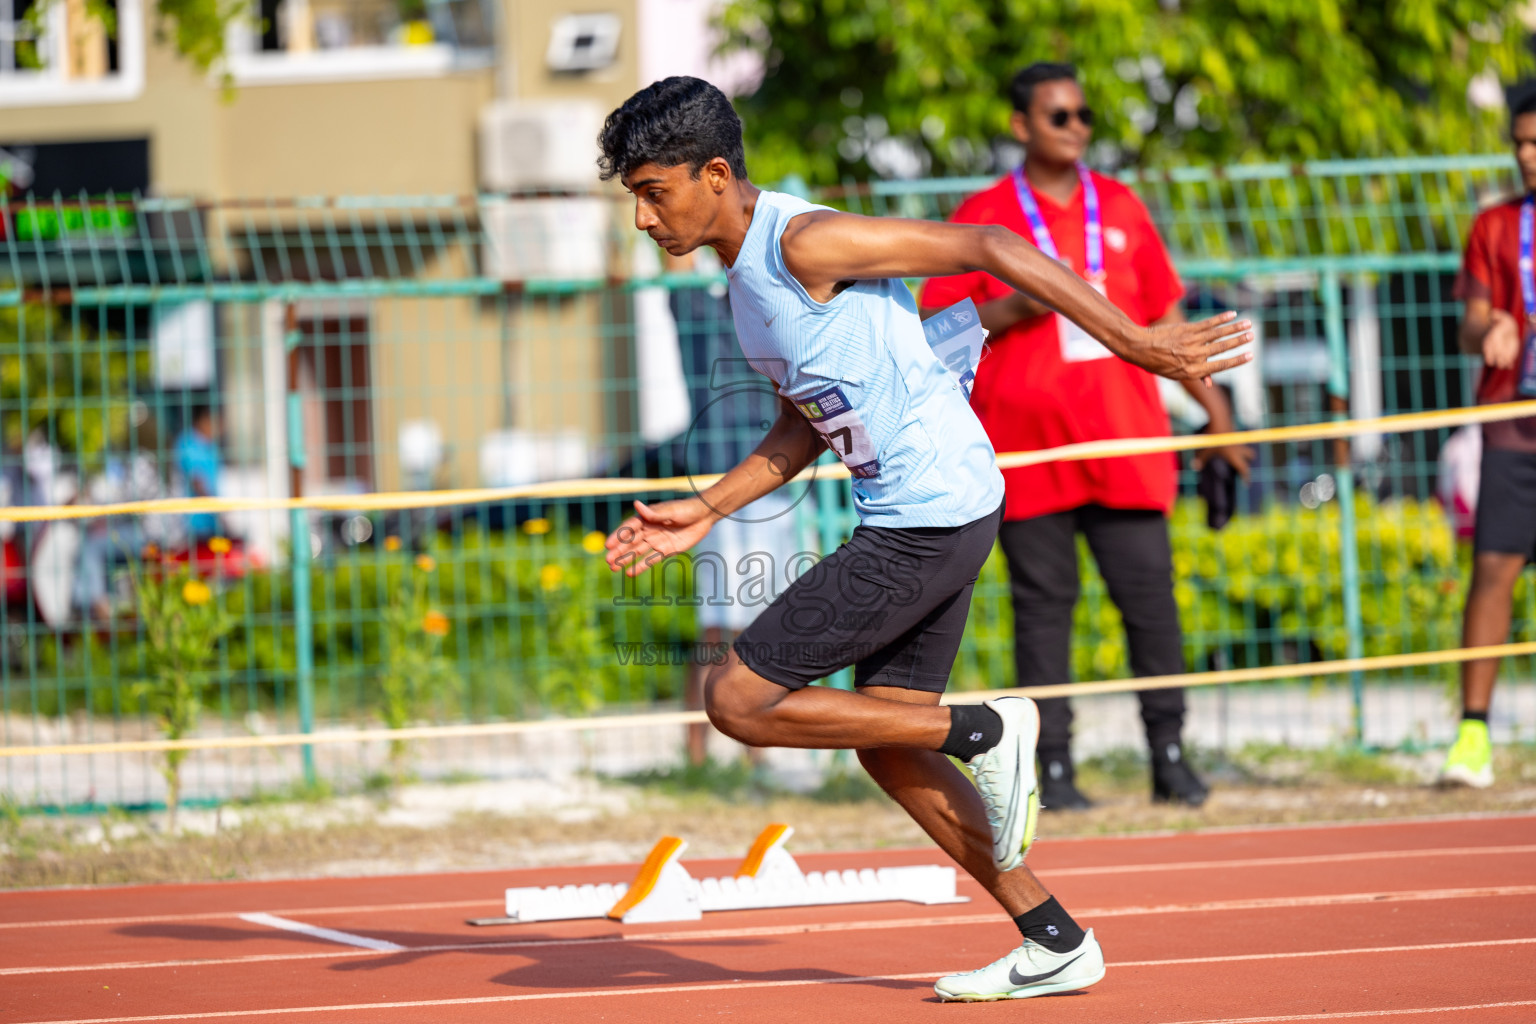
[{"x1": 998, "y1": 505, "x2": 1188, "y2": 762}]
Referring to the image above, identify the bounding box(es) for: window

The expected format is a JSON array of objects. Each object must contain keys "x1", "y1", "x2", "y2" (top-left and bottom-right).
[
  {"x1": 0, "y1": 0, "x2": 143, "y2": 105},
  {"x1": 0, "y1": 0, "x2": 41, "y2": 74},
  {"x1": 225, "y1": 0, "x2": 492, "y2": 84}
]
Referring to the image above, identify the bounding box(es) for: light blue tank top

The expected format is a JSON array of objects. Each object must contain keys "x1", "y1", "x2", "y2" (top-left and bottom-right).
[{"x1": 726, "y1": 190, "x2": 1004, "y2": 528}]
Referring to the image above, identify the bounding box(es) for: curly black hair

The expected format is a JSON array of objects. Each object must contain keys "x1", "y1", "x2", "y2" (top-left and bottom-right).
[
  {"x1": 1008, "y1": 62, "x2": 1079, "y2": 114},
  {"x1": 598, "y1": 76, "x2": 749, "y2": 183}
]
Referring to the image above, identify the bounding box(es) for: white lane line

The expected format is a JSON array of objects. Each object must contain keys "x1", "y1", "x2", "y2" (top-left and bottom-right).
[
  {"x1": 1076, "y1": 883, "x2": 1536, "y2": 918},
  {"x1": 1159, "y1": 1001, "x2": 1536, "y2": 1024},
  {"x1": 1042, "y1": 843, "x2": 1536, "y2": 878},
  {"x1": 5, "y1": 887, "x2": 1534, "y2": 977},
  {"x1": 13, "y1": 940, "x2": 1536, "y2": 1023},
  {"x1": 658, "y1": 884, "x2": 1536, "y2": 943},
  {"x1": 1040, "y1": 808, "x2": 1536, "y2": 841},
  {"x1": 0, "y1": 900, "x2": 496, "y2": 931},
  {"x1": 0, "y1": 902, "x2": 491, "y2": 933},
  {"x1": 8, "y1": 842, "x2": 1534, "y2": 931},
  {"x1": 236, "y1": 913, "x2": 404, "y2": 953},
  {"x1": 1115, "y1": 935, "x2": 1536, "y2": 967}
]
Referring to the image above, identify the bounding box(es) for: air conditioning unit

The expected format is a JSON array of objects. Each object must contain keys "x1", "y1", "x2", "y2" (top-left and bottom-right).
[
  {"x1": 479, "y1": 100, "x2": 606, "y2": 192},
  {"x1": 481, "y1": 196, "x2": 609, "y2": 281},
  {"x1": 546, "y1": 13, "x2": 621, "y2": 73}
]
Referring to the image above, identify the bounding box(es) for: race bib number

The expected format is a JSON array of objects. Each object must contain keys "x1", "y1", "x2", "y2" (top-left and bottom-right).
[
  {"x1": 1058, "y1": 279, "x2": 1115, "y2": 363},
  {"x1": 922, "y1": 298, "x2": 986, "y2": 401},
  {"x1": 797, "y1": 385, "x2": 879, "y2": 478}
]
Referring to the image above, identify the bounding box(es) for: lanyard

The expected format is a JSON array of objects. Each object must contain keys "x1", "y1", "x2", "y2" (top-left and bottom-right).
[
  {"x1": 1521, "y1": 196, "x2": 1535, "y2": 318},
  {"x1": 1011, "y1": 162, "x2": 1103, "y2": 281}
]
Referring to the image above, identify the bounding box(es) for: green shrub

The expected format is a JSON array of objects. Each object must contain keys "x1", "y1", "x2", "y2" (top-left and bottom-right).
[
  {"x1": 954, "y1": 494, "x2": 1480, "y2": 690},
  {"x1": 28, "y1": 494, "x2": 1529, "y2": 723}
]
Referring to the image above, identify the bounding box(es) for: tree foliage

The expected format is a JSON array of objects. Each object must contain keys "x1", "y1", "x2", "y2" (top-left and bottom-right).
[
  {"x1": 0, "y1": 305, "x2": 146, "y2": 467},
  {"x1": 152, "y1": 0, "x2": 248, "y2": 74},
  {"x1": 717, "y1": 0, "x2": 1535, "y2": 184},
  {"x1": 25, "y1": 0, "x2": 245, "y2": 75}
]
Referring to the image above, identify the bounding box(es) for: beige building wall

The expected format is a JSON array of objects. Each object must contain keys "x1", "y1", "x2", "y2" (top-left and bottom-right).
[
  {"x1": 491, "y1": 0, "x2": 642, "y2": 487},
  {"x1": 505, "y1": 0, "x2": 641, "y2": 108},
  {"x1": 368, "y1": 284, "x2": 624, "y2": 491},
  {"x1": 4, "y1": 0, "x2": 647, "y2": 496},
  {"x1": 0, "y1": 0, "x2": 645, "y2": 197},
  {"x1": 0, "y1": 35, "x2": 223, "y2": 194},
  {"x1": 0, "y1": 34, "x2": 495, "y2": 198},
  {"x1": 218, "y1": 73, "x2": 494, "y2": 197}
]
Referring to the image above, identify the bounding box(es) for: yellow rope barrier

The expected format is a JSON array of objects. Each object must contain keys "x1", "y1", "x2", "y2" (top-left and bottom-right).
[
  {"x1": 5, "y1": 641, "x2": 1530, "y2": 759},
  {"x1": 3, "y1": 399, "x2": 1532, "y2": 523}
]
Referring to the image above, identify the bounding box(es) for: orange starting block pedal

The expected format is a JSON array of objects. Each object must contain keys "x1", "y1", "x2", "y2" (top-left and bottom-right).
[{"x1": 490, "y1": 824, "x2": 968, "y2": 926}]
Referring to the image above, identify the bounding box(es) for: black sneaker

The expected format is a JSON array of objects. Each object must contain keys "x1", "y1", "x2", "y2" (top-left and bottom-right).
[
  {"x1": 1151, "y1": 742, "x2": 1209, "y2": 806},
  {"x1": 1039, "y1": 756, "x2": 1093, "y2": 811}
]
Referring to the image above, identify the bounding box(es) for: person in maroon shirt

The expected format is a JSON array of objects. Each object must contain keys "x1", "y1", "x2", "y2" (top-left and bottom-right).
[
  {"x1": 922, "y1": 63, "x2": 1252, "y2": 810},
  {"x1": 1441, "y1": 92, "x2": 1536, "y2": 788}
]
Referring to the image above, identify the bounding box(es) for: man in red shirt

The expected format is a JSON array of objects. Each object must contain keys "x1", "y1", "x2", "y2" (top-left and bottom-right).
[
  {"x1": 921, "y1": 62, "x2": 1250, "y2": 810},
  {"x1": 1440, "y1": 91, "x2": 1536, "y2": 789}
]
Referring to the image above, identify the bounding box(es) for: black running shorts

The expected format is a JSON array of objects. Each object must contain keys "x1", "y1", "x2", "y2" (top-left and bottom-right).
[
  {"x1": 1475, "y1": 445, "x2": 1536, "y2": 561},
  {"x1": 734, "y1": 502, "x2": 1004, "y2": 693}
]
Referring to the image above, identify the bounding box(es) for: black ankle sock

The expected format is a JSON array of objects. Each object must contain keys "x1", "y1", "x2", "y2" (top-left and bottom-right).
[
  {"x1": 939, "y1": 704, "x2": 1004, "y2": 761},
  {"x1": 1013, "y1": 896, "x2": 1086, "y2": 954},
  {"x1": 1463, "y1": 710, "x2": 1489, "y2": 723}
]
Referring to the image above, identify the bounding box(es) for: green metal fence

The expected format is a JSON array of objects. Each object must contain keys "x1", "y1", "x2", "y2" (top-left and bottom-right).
[{"x1": 2, "y1": 154, "x2": 1533, "y2": 810}]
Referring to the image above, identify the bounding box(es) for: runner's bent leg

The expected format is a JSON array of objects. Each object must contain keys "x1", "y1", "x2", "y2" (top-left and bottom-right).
[
  {"x1": 856, "y1": 685, "x2": 1052, "y2": 918},
  {"x1": 708, "y1": 506, "x2": 1001, "y2": 751},
  {"x1": 704, "y1": 652, "x2": 951, "y2": 749}
]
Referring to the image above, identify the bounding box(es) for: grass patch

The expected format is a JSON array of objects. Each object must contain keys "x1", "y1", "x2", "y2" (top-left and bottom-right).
[
  {"x1": 1060, "y1": 741, "x2": 1421, "y2": 792},
  {"x1": 237, "y1": 779, "x2": 336, "y2": 807},
  {"x1": 1494, "y1": 742, "x2": 1536, "y2": 783},
  {"x1": 1076, "y1": 748, "x2": 1150, "y2": 792},
  {"x1": 808, "y1": 766, "x2": 888, "y2": 804},
  {"x1": 1312, "y1": 746, "x2": 1414, "y2": 786},
  {"x1": 613, "y1": 756, "x2": 778, "y2": 801},
  {"x1": 8, "y1": 741, "x2": 1536, "y2": 891},
  {"x1": 1215, "y1": 741, "x2": 1413, "y2": 787}
]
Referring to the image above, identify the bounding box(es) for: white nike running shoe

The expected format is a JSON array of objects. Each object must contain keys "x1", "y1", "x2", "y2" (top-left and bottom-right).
[
  {"x1": 965, "y1": 696, "x2": 1041, "y2": 872},
  {"x1": 934, "y1": 929, "x2": 1105, "y2": 1002}
]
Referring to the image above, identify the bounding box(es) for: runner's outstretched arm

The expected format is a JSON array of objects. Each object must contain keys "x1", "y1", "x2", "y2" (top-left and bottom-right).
[
  {"x1": 606, "y1": 397, "x2": 822, "y2": 576},
  {"x1": 779, "y1": 210, "x2": 1252, "y2": 383},
  {"x1": 701, "y1": 396, "x2": 826, "y2": 514}
]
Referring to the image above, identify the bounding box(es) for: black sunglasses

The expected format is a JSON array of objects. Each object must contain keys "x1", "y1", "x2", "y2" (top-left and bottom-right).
[{"x1": 1047, "y1": 106, "x2": 1094, "y2": 129}]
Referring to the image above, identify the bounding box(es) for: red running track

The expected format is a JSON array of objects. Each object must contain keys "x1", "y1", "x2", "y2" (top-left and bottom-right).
[{"x1": 3, "y1": 813, "x2": 1535, "y2": 1024}]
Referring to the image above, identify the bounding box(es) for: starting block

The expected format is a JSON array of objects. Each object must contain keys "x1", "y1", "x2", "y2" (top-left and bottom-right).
[{"x1": 492, "y1": 824, "x2": 968, "y2": 926}]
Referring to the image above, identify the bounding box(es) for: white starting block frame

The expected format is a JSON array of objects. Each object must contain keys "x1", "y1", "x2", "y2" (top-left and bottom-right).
[{"x1": 497, "y1": 824, "x2": 968, "y2": 925}]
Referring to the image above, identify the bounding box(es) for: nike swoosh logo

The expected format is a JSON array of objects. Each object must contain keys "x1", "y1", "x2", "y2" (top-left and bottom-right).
[
  {"x1": 764, "y1": 314, "x2": 778, "y2": 328},
  {"x1": 1008, "y1": 952, "x2": 1084, "y2": 987},
  {"x1": 993, "y1": 746, "x2": 1021, "y2": 861}
]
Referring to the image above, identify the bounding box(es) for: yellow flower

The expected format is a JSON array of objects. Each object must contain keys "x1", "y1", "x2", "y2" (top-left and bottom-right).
[
  {"x1": 207, "y1": 536, "x2": 232, "y2": 554},
  {"x1": 523, "y1": 518, "x2": 552, "y2": 536},
  {"x1": 384, "y1": 536, "x2": 402, "y2": 552},
  {"x1": 422, "y1": 610, "x2": 450, "y2": 637},
  {"x1": 539, "y1": 564, "x2": 565, "y2": 591},
  {"x1": 415, "y1": 555, "x2": 436, "y2": 573},
  {"x1": 402, "y1": 19, "x2": 434, "y2": 45},
  {"x1": 582, "y1": 531, "x2": 607, "y2": 555},
  {"x1": 182, "y1": 579, "x2": 212, "y2": 606}
]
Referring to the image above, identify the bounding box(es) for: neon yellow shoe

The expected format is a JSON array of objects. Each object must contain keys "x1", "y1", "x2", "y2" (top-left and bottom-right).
[{"x1": 1439, "y1": 720, "x2": 1493, "y2": 789}]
